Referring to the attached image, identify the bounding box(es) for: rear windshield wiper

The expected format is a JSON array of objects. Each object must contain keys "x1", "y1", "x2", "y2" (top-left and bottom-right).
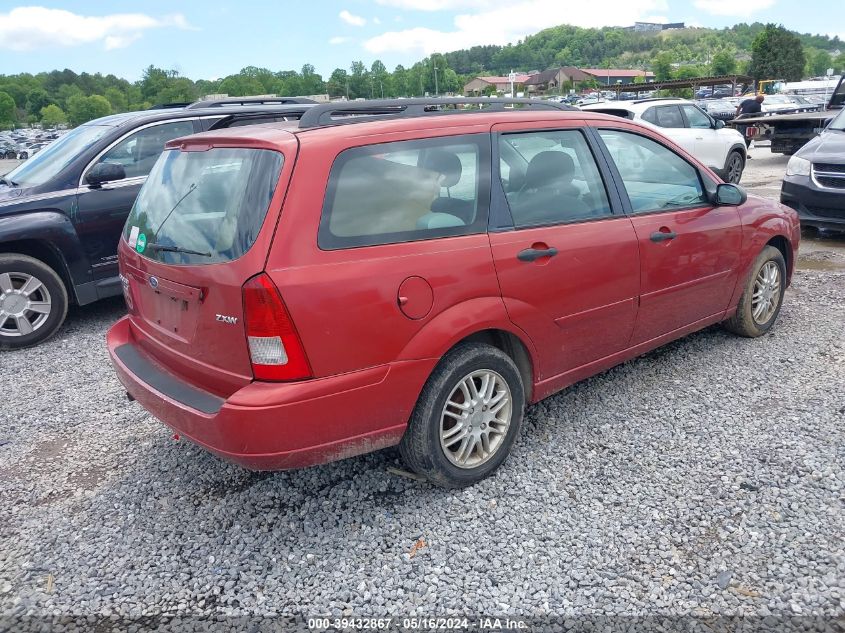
[{"x1": 146, "y1": 243, "x2": 212, "y2": 257}]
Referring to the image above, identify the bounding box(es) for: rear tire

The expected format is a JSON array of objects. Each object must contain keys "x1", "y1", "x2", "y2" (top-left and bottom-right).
[
  {"x1": 723, "y1": 246, "x2": 786, "y2": 338},
  {"x1": 399, "y1": 343, "x2": 525, "y2": 488},
  {"x1": 0, "y1": 254, "x2": 68, "y2": 351}
]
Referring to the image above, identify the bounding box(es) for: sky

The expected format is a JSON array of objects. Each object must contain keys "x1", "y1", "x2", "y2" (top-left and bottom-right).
[{"x1": 0, "y1": 1, "x2": 843, "y2": 81}]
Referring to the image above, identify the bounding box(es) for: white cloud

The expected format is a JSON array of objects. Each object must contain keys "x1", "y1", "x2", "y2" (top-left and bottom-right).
[
  {"x1": 329, "y1": 36, "x2": 351, "y2": 45},
  {"x1": 376, "y1": 0, "x2": 489, "y2": 10},
  {"x1": 0, "y1": 6, "x2": 194, "y2": 51},
  {"x1": 373, "y1": 17, "x2": 382, "y2": 25},
  {"x1": 339, "y1": 9, "x2": 366, "y2": 26},
  {"x1": 692, "y1": 0, "x2": 775, "y2": 17},
  {"x1": 365, "y1": 0, "x2": 669, "y2": 55}
]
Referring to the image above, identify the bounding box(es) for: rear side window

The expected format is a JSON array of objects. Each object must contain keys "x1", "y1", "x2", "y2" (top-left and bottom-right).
[
  {"x1": 498, "y1": 130, "x2": 611, "y2": 227},
  {"x1": 319, "y1": 135, "x2": 490, "y2": 249},
  {"x1": 123, "y1": 148, "x2": 283, "y2": 265},
  {"x1": 598, "y1": 130, "x2": 707, "y2": 214},
  {"x1": 645, "y1": 105, "x2": 684, "y2": 128}
]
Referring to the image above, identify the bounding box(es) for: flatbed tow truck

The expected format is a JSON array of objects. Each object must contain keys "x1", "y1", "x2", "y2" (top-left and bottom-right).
[{"x1": 733, "y1": 75, "x2": 844, "y2": 155}]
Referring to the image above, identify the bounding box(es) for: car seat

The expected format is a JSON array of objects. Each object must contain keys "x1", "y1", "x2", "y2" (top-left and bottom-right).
[
  {"x1": 511, "y1": 151, "x2": 591, "y2": 225},
  {"x1": 420, "y1": 150, "x2": 474, "y2": 223}
]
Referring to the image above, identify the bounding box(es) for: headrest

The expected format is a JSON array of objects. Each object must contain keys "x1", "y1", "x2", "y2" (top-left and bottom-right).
[
  {"x1": 421, "y1": 150, "x2": 462, "y2": 188},
  {"x1": 526, "y1": 151, "x2": 575, "y2": 190}
]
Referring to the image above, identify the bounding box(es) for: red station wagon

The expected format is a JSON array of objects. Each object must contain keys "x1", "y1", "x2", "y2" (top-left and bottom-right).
[{"x1": 107, "y1": 98, "x2": 800, "y2": 487}]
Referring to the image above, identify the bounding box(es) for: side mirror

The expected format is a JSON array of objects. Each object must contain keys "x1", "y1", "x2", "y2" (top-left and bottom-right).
[
  {"x1": 86, "y1": 162, "x2": 126, "y2": 187},
  {"x1": 714, "y1": 119, "x2": 726, "y2": 129},
  {"x1": 715, "y1": 183, "x2": 747, "y2": 206}
]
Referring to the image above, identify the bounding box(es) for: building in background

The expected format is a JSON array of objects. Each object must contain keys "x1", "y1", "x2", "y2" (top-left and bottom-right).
[
  {"x1": 581, "y1": 68, "x2": 654, "y2": 86},
  {"x1": 523, "y1": 67, "x2": 594, "y2": 94},
  {"x1": 462, "y1": 74, "x2": 533, "y2": 95}
]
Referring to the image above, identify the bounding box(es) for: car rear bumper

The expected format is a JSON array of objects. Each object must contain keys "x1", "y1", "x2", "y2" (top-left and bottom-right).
[
  {"x1": 781, "y1": 177, "x2": 845, "y2": 230},
  {"x1": 107, "y1": 316, "x2": 436, "y2": 470}
]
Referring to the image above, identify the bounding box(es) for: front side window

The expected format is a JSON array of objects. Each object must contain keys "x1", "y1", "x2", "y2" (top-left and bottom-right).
[
  {"x1": 498, "y1": 130, "x2": 611, "y2": 227},
  {"x1": 93, "y1": 120, "x2": 196, "y2": 180},
  {"x1": 683, "y1": 105, "x2": 713, "y2": 129},
  {"x1": 124, "y1": 148, "x2": 283, "y2": 265},
  {"x1": 319, "y1": 135, "x2": 488, "y2": 249},
  {"x1": 598, "y1": 129, "x2": 708, "y2": 214}
]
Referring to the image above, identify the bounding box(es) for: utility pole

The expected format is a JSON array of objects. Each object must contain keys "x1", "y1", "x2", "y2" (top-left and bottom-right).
[
  {"x1": 433, "y1": 65, "x2": 439, "y2": 96},
  {"x1": 345, "y1": 78, "x2": 349, "y2": 100}
]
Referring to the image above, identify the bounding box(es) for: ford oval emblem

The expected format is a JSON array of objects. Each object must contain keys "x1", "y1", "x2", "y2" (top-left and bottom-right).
[{"x1": 149, "y1": 276, "x2": 159, "y2": 289}]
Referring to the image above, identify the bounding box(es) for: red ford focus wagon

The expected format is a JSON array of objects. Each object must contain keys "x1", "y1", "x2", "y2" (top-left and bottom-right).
[{"x1": 107, "y1": 98, "x2": 800, "y2": 487}]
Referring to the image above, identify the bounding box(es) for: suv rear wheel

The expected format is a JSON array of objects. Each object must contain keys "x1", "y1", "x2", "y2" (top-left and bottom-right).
[
  {"x1": 0, "y1": 254, "x2": 68, "y2": 350},
  {"x1": 399, "y1": 343, "x2": 525, "y2": 487}
]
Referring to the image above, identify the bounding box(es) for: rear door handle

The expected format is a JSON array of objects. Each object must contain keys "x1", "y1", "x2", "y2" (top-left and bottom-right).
[
  {"x1": 517, "y1": 247, "x2": 558, "y2": 262},
  {"x1": 650, "y1": 230, "x2": 677, "y2": 242}
]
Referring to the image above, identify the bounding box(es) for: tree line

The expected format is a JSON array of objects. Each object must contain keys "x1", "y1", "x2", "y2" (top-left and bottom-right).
[{"x1": 1, "y1": 22, "x2": 842, "y2": 129}]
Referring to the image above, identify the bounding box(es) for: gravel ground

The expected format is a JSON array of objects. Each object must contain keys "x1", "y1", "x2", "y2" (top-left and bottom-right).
[{"x1": 1, "y1": 268, "x2": 844, "y2": 630}]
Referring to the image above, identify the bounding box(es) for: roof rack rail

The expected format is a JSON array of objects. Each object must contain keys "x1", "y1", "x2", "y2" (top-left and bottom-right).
[
  {"x1": 186, "y1": 96, "x2": 318, "y2": 109},
  {"x1": 630, "y1": 97, "x2": 686, "y2": 105},
  {"x1": 298, "y1": 97, "x2": 575, "y2": 129},
  {"x1": 149, "y1": 102, "x2": 194, "y2": 110}
]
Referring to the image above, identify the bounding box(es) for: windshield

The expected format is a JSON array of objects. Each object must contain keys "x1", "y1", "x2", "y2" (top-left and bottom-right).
[
  {"x1": 5, "y1": 124, "x2": 111, "y2": 186},
  {"x1": 829, "y1": 108, "x2": 845, "y2": 131},
  {"x1": 831, "y1": 78, "x2": 845, "y2": 108},
  {"x1": 124, "y1": 147, "x2": 283, "y2": 265}
]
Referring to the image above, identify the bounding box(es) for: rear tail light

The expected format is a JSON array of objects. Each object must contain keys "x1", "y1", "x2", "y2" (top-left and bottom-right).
[{"x1": 242, "y1": 273, "x2": 311, "y2": 381}]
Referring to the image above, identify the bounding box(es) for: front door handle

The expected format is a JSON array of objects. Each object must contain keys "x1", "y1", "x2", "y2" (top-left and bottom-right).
[
  {"x1": 517, "y1": 247, "x2": 558, "y2": 262},
  {"x1": 650, "y1": 230, "x2": 677, "y2": 243}
]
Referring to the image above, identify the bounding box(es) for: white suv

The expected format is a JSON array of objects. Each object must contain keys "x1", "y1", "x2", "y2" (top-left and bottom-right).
[{"x1": 581, "y1": 98, "x2": 747, "y2": 183}]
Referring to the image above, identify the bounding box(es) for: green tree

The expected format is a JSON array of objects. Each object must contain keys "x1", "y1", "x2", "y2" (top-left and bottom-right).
[
  {"x1": 0, "y1": 91, "x2": 16, "y2": 127},
  {"x1": 67, "y1": 94, "x2": 111, "y2": 126},
  {"x1": 40, "y1": 104, "x2": 67, "y2": 126},
  {"x1": 653, "y1": 52, "x2": 674, "y2": 81},
  {"x1": 25, "y1": 88, "x2": 53, "y2": 118},
  {"x1": 104, "y1": 87, "x2": 128, "y2": 112},
  {"x1": 748, "y1": 24, "x2": 806, "y2": 81},
  {"x1": 809, "y1": 49, "x2": 832, "y2": 76},
  {"x1": 711, "y1": 50, "x2": 737, "y2": 76},
  {"x1": 326, "y1": 68, "x2": 349, "y2": 99}
]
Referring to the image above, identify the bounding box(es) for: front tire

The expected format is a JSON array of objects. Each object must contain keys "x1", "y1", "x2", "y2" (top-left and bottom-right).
[
  {"x1": 725, "y1": 150, "x2": 745, "y2": 184},
  {"x1": 0, "y1": 254, "x2": 68, "y2": 350},
  {"x1": 399, "y1": 343, "x2": 525, "y2": 488},
  {"x1": 723, "y1": 246, "x2": 786, "y2": 338}
]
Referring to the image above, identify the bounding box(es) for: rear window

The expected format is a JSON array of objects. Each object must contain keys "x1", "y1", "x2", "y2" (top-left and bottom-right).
[
  {"x1": 123, "y1": 148, "x2": 283, "y2": 265},
  {"x1": 318, "y1": 134, "x2": 490, "y2": 250}
]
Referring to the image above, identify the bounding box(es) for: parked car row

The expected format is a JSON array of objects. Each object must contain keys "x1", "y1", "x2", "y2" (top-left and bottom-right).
[{"x1": 0, "y1": 129, "x2": 66, "y2": 160}]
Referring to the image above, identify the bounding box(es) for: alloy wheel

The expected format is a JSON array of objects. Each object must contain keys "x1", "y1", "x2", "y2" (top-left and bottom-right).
[
  {"x1": 439, "y1": 369, "x2": 512, "y2": 469},
  {"x1": 751, "y1": 261, "x2": 780, "y2": 325},
  {"x1": 0, "y1": 272, "x2": 52, "y2": 337},
  {"x1": 727, "y1": 154, "x2": 743, "y2": 184}
]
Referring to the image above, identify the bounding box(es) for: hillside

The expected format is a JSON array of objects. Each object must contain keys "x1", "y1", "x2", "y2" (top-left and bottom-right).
[{"x1": 442, "y1": 22, "x2": 842, "y2": 76}]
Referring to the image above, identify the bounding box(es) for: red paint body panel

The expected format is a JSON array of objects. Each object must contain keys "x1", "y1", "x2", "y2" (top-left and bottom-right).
[
  {"x1": 489, "y1": 217, "x2": 640, "y2": 380},
  {"x1": 628, "y1": 205, "x2": 742, "y2": 343},
  {"x1": 107, "y1": 110, "x2": 801, "y2": 471},
  {"x1": 108, "y1": 316, "x2": 434, "y2": 468}
]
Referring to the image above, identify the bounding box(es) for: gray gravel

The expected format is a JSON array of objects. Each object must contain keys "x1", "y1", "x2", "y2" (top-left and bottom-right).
[{"x1": 1, "y1": 270, "x2": 844, "y2": 629}]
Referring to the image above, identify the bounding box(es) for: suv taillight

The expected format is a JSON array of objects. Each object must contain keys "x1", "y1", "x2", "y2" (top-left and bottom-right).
[{"x1": 242, "y1": 273, "x2": 311, "y2": 381}]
